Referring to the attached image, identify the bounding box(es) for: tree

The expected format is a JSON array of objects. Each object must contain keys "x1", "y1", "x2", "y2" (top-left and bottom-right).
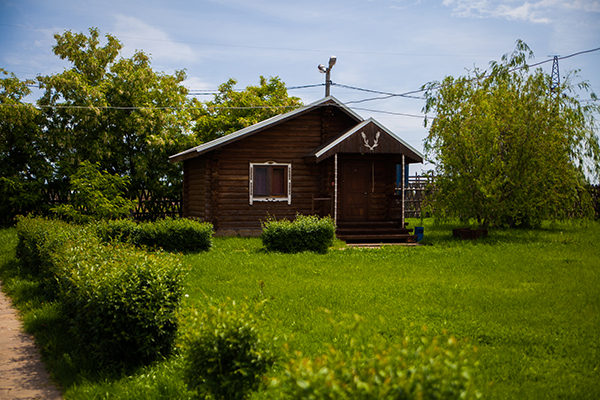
[
  {"x1": 0, "y1": 69, "x2": 48, "y2": 224},
  {"x1": 37, "y1": 28, "x2": 195, "y2": 203},
  {"x1": 191, "y1": 76, "x2": 302, "y2": 143},
  {"x1": 422, "y1": 40, "x2": 600, "y2": 228}
]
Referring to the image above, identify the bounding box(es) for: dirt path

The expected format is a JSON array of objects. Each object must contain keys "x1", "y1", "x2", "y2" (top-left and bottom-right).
[{"x1": 0, "y1": 282, "x2": 63, "y2": 400}]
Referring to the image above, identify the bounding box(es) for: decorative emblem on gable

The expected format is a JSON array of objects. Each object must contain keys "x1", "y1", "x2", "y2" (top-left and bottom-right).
[{"x1": 361, "y1": 131, "x2": 380, "y2": 151}]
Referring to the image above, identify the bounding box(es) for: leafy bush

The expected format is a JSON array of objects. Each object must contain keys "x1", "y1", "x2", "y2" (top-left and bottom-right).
[
  {"x1": 135, "y1": 217, "x2": 214, "y2": 253},
  {"x1": 15, "y1": 215, "x2": 187, "y2": 370},
  {"x1": 51, "y1": 160, "x2": 136, "y2": 223},
  {"x1": 15, "y1": 215, "x2": 93, "y2": 296},
  {"x1": 95, "y1": 217, "x2": 213, "y2": 253},
  {"x1": 261, "y1": 214, "x2": 335, "y2": 253},
  {"x1": 94, "y1": 218, "x2": 140, "y2": 243},
  {"x1": 59, "y1": 243, "x2": 187, "y2": 369},
  {"x1": 271, "y1": 319, "x2": 482, "y2": 400},
  {"x1": 180, "y1": 300, "x2": 276, "y2": 400}
]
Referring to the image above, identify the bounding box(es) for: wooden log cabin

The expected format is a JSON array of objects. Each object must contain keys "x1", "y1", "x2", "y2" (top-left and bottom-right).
[{"x1": 170, "y1": 96, "x2": 423, "y2": 242}]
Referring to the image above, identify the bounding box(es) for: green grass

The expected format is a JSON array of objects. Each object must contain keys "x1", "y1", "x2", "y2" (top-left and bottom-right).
[{"x1": 1, "y1": 219, "x2": 599, "y2": 399}]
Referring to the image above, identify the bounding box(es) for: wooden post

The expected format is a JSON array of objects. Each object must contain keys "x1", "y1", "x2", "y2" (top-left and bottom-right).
[
  {"x1": 334, "y1": 153, "x2": 338, "y2": 222},
  {"x1": 401, "y1": 155, "x2": 405, "y2": 228}
]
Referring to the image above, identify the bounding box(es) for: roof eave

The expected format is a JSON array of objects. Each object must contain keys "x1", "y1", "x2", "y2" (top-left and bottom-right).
[{"x1": 169, "y1": 96, "x2": 362, "y2": 163}]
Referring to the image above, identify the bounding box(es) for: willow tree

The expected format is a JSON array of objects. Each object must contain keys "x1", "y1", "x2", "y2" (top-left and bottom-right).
[{"x1": 422, "y1": 41, "x2": 600, "y2": 228}]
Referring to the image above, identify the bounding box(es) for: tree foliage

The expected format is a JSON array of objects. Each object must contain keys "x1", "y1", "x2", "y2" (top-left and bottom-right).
[
  {"x1": 1, "y1": 27, "x2": 303, "y2": 223},
  {"x1": 191, "y1": 76, "x2": 302, "y2": 143},
  {"x1": 51, "y1": 160, "x2": 135, "y2": 223},
  {"x1": 422, "y1": 40, "x2": 600, "y2": 228},
  {"x1": 37, "y1": 27, "x2": 194, "y2": 200},
  {"x1": 0, "y1": 69, "x2": 48, "y2": 223}
]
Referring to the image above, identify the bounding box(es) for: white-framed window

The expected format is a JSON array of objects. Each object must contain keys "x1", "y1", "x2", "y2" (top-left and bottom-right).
[{"x1": 249, "y1": 161, "x2": 292, "y2": 205}]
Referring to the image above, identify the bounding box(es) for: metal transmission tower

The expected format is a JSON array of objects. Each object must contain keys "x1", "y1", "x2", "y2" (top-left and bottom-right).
[{"x1": 550, "y1": 55, "x2": 560, "y2": 97}]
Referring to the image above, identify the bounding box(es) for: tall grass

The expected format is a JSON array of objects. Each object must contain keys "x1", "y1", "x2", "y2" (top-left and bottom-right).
[{"x1": 1, "y1": 220, "x2": 599, "y2": 399}]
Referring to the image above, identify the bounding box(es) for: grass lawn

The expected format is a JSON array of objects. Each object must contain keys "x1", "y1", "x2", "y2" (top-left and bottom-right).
[{"x1": 1, "y1": 219, "x2": 599, "y2": 399}]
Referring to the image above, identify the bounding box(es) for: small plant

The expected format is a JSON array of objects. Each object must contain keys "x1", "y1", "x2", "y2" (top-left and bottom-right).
[
  {"x1": 261, "y1": 214, "x2": 335, "y2": 253},
  {"x1": 180, "y1": 299, "x2": 276, "y2": 400}
]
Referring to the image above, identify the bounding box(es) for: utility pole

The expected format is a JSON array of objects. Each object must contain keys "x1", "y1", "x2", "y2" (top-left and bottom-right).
[
  {"x1": 318, "y1": 56, "x2": 337, "y2": 97},
  {"x1": 550, "y1": 55, "x2": 560, "y2": 97}
]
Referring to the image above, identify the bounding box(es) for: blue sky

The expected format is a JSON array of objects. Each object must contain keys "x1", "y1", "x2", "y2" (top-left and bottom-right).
[{"x1": 1, "y1": 0, "x2": 599, "y2": 173}]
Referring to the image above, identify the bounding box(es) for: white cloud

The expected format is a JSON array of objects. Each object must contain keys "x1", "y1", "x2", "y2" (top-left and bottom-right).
[
  {"x1": 183, "y1": 76, "x2": 218, "y2": 92},
  {"x1": 111, "y1": 15, "x2": 197, "y2": 64},
  {"x1": 496, "y1": 2, "x2": 551, "y2": 23},
  {"x1": 441, "y1": 0, "x2": 567, "y2": 23},
  {"x1": 564, "y1": 0, "x2": 600, "y2": 12}
]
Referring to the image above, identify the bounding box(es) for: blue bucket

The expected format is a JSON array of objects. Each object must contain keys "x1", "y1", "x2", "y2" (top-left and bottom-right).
[{"x1": 414, "y1": 226, "x2": 424, "y2": 242}]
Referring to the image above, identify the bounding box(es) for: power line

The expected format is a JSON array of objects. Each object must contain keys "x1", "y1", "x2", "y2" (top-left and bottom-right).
[
  {"x1": 0, "y1": 101, "x2": 428, "y2": 119},
  {"x1": 332, "y1": 83, "x2": 425, "y2": 100},
  {"x1": 7, "y1": 46, "x2": 599, "y2": 119},
  {"x1": 346, "y1": 106, "x2": 426, "y2": 119},
  {"x1": 186, "y1": 83, "x2": 324, "y2": 96}
]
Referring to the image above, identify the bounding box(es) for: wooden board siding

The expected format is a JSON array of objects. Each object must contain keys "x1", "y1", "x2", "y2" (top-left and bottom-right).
[
  {"x1": 180, "y1": 104, "x2": 418, "y2": 235},
  {"x1": 184, "y1": 106, "x2": 357, "y2": 235},
  {"x1": 316, "y1": 121, "x2": 422, "y2": 164},
  {"x1": 184, "y1": 156, "x2": 209, "y2": 221},
  {"x1": 337, "y1": 155, "x2": 401, "y2": 222}
]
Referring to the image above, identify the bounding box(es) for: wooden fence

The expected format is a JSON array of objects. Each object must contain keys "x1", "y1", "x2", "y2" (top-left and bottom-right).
[
  {"x1": 396, "y1": 174, "x2": 433, "y2": 219},
  {"x1": 130, "y1": 190, "x2": 182, "y2": 221},
  {"x1": 395, "y1": 178, "x2": 600, "y2": 220},
  {"x1": 42, "y1": 188, "x2": 182, "y2": 222},
  {"x1": 19, "y1": 179, "x2": 600, "y2": 223}
]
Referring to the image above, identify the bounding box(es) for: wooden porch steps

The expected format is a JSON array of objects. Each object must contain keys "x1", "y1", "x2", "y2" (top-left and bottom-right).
[{"x1": 336, "y1": 221, "x2": 418, "y2": 244}]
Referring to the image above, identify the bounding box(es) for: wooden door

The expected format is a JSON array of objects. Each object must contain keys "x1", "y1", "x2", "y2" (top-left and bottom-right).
[{"x1": 341, "y1": 161, "x2": 370, "y2": 221}]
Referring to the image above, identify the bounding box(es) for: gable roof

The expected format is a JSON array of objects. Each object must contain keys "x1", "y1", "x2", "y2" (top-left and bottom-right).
[
  {"x1": 169, "y1": 96, "x2": 362, "y2": 163},
  {"x1": 305, "y1": 118, "x2": 424, "y2": 163}
]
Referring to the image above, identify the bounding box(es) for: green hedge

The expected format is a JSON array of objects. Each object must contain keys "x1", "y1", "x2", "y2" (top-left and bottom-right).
[
  {"x1": 95, "y1": 217, "x2": 214, "y2": 253},
  {"x1": 272, "y1": 333, "x2": 482, "y2": 399},
  {"x1": 59, "y1": 242, "x2": 186, "y2": 368},
  {"x1": 180, "y1": 300, "x2": 276, "y2": 400},
  {"x1": 15, "y1": 216, "x2": 91, "y2": 297},
  {"x1": 15, "y1": 216, "x2": 187, "y2": 370},
  {"x1": 261, "y1": 215, "x2": 336, "y2": 254}
]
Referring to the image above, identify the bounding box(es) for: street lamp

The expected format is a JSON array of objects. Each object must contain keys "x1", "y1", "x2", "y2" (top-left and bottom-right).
[{"x1": 318, "y1": 56, "x2": 337, "y2": 97}]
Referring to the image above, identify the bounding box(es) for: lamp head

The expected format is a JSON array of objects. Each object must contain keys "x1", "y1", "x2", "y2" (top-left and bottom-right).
[
  {"x1": 328, "y1": 56, "x2": 337, "y2": 68},
  {"x1": 318, "y1": 64, "x2": 327, "y2": 73}
]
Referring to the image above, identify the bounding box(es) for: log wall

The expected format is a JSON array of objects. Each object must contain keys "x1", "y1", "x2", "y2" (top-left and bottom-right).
[{"x1": 183, "y1": 106, "x2": 357, "y2": 235}]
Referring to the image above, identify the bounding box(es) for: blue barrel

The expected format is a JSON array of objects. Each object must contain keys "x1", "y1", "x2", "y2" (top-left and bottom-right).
[{"x1": 414, "y1": 226, "x2": 424, "y2": 242}]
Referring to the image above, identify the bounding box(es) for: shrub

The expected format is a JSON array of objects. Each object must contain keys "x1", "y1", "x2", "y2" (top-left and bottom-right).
[
  {"x1": 95, "y1": 217, "x2": 214, "y2": 253},
  {"x1": 135, "y1": 217, "x2": 214, "y2": 253},
  {"x1": 15, "y1": 215, "x2": 188, "y2": 370},
  {"x1": 271, "y1": 324, "x2": 482, "y2": 400},
  {"x1": 15, "y1": 215, "x2": 94, "y2": 296},
  {"x1": 261, "y1": 214, "x2": 335, "y2": 253},
  {"x1": 180, "y1": 300, "x2": 276, "y2": 400},
  {"x1": 51, "y1": 160, "x2": 135, "y2": 223},
  {"x1": 94, "y1": 218, "x2": 140, "y2": 243},
  {"x1": 59, "y1": 243, "x2": 187, "y2": 369}
]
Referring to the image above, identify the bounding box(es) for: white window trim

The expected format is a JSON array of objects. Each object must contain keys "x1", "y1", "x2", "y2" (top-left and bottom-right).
[{"x1": 249, "y1": 161, "x2": 292, "y2": 205}]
